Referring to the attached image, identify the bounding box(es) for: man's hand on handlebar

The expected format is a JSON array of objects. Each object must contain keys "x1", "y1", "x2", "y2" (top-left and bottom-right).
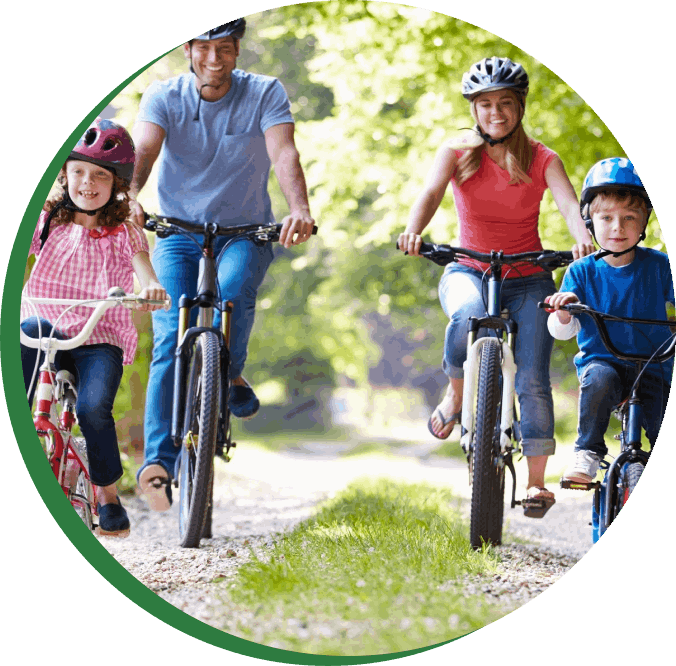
[
  {"x1": 130, "y1": 199, "x2": 146, "y2": 229},
  {"x1": 279, "y1": 210, "x2": 316, "y2": 249}
]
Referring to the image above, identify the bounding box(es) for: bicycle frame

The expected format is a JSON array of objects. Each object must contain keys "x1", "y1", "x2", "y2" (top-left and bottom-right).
[
  {"x1": 550, "y1": 302, "x2": 676, "y2": 541},
  {"x1": 21, "y1": 289, "x2": 170, "y2": 531}
]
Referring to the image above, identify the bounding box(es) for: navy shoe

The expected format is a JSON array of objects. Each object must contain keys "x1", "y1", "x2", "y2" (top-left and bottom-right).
[
  {"x1": 229, "y1": 383, "x2": 260, "y2": 419},
  {"x1": 96, "y1": 498, "x2": 130, "y2": 538}
]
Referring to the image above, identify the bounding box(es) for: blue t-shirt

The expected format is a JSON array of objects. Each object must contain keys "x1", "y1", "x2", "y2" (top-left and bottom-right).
[
  {"x1": 561, "y1": 247, "x2": 674, "y2": 383},
  {"x1": 138, "y1": 69, "x2": 294, "y2": 227}
]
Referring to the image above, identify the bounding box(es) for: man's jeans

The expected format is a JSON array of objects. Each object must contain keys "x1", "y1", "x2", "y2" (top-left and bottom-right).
[
  {"x1": 438, "y1": 264, "x2": 557, "y2": 457},
  {"x1": 577, "y1": 360, "x2": 671, "y2": 458},
  {"x1": 142, "y1": 234, "x2": 274, "y2": 478}
]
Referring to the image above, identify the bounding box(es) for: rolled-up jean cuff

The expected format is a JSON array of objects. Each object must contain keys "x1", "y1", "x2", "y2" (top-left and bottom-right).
[
  {"x1": 444, "y1": 364, "x2": 464, "y2": 380},
  {"x1": 521, "y1": 438, "x2": 556, "y2": 457}
]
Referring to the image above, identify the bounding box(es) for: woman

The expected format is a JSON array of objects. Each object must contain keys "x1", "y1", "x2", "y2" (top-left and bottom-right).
[{"x1": 398, "y1": 57, "x2": 594, "y2": 516}]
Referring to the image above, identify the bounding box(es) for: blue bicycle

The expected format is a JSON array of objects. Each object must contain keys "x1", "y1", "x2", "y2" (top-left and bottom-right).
[{"x1": 542, "y1": 302, "x2": 675, "y2": 542}]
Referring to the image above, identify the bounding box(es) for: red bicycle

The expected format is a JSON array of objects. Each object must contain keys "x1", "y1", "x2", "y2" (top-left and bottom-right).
[{"x1": 21, "y1": 287, "x2": 169, "y2": 535}]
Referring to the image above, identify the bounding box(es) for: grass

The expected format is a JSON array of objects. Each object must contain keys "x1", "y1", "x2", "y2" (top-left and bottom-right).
[{"x1": 212, "y1": 478, "x2": 509, "y2": 656}]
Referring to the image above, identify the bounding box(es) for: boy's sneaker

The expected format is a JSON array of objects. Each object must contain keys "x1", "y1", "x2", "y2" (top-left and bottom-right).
[
  {"x1": 563, "y1": 450, "x2": 602, "y2": 483},
  {"x1": 138, "y1": 464, "x2": 172, "y2": 512}
]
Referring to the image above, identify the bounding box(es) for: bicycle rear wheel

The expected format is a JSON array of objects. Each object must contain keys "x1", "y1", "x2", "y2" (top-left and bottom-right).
[
  {"x1": 470, "y1": 339, "x2": 504, "y2": 550},
  {"x1": 178, "y1": 331, "x2": 220, "y2": 548}
]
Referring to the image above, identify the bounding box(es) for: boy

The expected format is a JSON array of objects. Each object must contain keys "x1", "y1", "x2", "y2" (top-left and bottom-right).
[{"x1": 545, "y1": 158, "x2": 673, "y2": 482}]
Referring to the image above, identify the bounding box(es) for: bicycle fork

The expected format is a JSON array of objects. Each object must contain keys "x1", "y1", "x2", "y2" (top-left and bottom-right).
[{"x1": 460, "y1": 334, "x2": 517, "y2": 456}]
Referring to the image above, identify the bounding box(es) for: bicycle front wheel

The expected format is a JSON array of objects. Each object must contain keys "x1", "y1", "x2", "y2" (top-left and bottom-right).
[
  {"x1": 619, "y1": 462, "x2": 644, "y2": 512},
  {"x1": 470, "y1": 338, "x2": 504, "y2": 550},
  {"x1": 178, "y1": 331, "x2": 220, "y2": 548}
]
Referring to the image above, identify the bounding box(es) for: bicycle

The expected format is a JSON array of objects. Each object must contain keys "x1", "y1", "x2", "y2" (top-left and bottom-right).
[
  {"x1": 21, "y1": 287, "x2": 170, "y2": 535},
  {"x1": 143, "y1": 214, "x2": 317, "y2": 548},
  {"x1": 400, "y1": 241, "x2": 573, "y2": 549},
  {"x1": 539, "y1": 301, "x2": 676, "y2": 543}
]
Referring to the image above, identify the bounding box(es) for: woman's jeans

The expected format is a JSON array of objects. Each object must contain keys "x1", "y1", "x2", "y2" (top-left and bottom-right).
[
  {"x1": 142, "y1": 234, "x2": 274, "y2": 478},
  {"x1": 577, "y1": 360, "x2": 671, "y2": 458},
  {"x1": 21, "y1": 317, "x2": 124, "y2": 487},
  {"x1": 438, "y1": 265, "x2": 556, "y2": 457}
]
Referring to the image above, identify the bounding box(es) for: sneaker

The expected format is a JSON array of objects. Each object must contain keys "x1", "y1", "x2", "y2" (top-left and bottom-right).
[
  {"x1": 229, "y1": 383, "x2": 260, "y2": 419},
  {"x1": 96, "y1": 498, "x2": 130, "y2": 538},
  {"x1": 563, "y1": 450, "x2": 602, "y2": 483},
  {"x1": 138, "y1": 464, "x2": 172, "y2": 512}
]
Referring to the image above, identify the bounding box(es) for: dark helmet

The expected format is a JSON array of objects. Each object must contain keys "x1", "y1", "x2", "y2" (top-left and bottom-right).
[
  {"x1": 69, "y1": 118, "x2": 135, "y2": 184},
  {"x1": 580, "y1": 157, "x2": 652, "y2": 223},
  {"x1": 461, "y1": 56, "x2": 529, "y2": 102},
  {"x1": 192, "y1": 19, "x2": 246, "y2": 42}
]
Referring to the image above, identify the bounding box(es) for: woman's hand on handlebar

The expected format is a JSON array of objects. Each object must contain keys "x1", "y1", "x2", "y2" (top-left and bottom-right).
[
  {"x1": 543, "y1": 292, "x2": 579, "y2": 323},
  {"x1": 397, "y1": 232, "x2": 424, "y2": 257}
]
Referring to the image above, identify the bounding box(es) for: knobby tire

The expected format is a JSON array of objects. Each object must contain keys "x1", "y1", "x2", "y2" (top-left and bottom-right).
[
  {"x1": 619, "y1": 462, "x2": 644, "y2": 513},
  {"x1": 178, "y1": 332, "x2": 220, "y2": 548},
  {"x1": 470, "y1": 339, "x2": 504, "y2": 549}
]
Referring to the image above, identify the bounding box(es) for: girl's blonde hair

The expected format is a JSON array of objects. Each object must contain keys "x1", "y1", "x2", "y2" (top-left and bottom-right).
[
  {"x1": 449, "y1": 90, "x2": 534, "y2": 186},
  {"x1": 43, "y1": 165, "x2": 132, "y2": 228}
]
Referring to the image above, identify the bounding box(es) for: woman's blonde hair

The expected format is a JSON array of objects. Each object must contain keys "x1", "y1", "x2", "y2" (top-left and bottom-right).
[{"x1": 449, "y1": 90, "x2": 534, "y2": 186}]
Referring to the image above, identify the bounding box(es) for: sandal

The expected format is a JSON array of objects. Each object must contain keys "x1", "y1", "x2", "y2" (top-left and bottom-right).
[
  {"x1": 138, "y1": 464, "x2": 172, "y2": 512},
  {"x1": 522, "y1": 486, "x2": 556, "y2": 519},
  {"x1": 427, "y1": 408, "x2": 461, "y2": 440}
]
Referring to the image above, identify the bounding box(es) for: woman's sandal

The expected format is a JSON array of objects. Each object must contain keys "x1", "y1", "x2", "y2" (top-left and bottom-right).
[
  {"x1": 522, "y1": 486, "x2": 556, "y2": 519},
  {"x1": 427, "y1": 408, "x2": 461, "y2": 440}
]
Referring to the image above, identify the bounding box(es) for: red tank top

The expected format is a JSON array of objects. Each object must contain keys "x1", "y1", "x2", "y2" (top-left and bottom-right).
[{"x1": 451, "y1": 141, "x2": 557, "y2": 277}]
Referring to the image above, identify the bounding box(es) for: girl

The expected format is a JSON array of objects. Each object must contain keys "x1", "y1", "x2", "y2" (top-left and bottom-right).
[
  {"x1": 398, "y1": 57, "x2": 594, "y2": 516},
  {"x1": 21, "y1": 118, "x2": 167, "y2": 537}
]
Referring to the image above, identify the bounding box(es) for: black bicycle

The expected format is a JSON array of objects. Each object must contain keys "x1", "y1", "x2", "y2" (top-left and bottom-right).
[
  {"x1": 144, "y1": 214, "x2": 317, "y2": 547},
  {"x1": 401, "y1": 242, "x2": 573, "y2": 548},
  {"x1": 541, "y1": 302, "x2": 675, "y2": 542}
]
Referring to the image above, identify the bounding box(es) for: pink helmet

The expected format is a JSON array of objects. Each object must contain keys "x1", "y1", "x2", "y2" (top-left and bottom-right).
[{"x1": 70, "y1": 118, "x2": 135, "y2": 184}]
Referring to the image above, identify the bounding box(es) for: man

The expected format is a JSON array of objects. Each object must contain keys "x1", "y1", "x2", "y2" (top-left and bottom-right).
[{"x1": 130, "y1": 19, "x2": 315, "y2": 510}]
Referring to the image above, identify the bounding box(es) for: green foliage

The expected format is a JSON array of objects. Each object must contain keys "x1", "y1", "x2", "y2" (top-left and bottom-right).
[{"x1": 109, "y1": 0, "x2": 666, "y2": 397}]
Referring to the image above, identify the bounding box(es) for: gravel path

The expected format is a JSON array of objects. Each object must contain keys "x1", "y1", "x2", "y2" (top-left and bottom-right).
[{"x1": 101, "y1": 438, "x2": 594, "y2": 635}]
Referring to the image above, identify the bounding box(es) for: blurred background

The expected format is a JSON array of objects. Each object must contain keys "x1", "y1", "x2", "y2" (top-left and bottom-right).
[{"x1": 45, "y1": 1, "x2": 665, "y2": 481}]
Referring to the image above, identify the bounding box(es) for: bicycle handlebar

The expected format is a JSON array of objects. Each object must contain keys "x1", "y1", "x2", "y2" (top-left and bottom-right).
[
  {"x1": 538, "y1": 301, "x2": 676, "y2": 364},
  {"x1": 396, "y1": 241, "x2": 574, "y2": 271},
  {"x1": 21, "y1": 287, "x2": 171, "y2": 352},
  {"x1": 144, "y1": 213, "x2": 318, "y2": 241}
]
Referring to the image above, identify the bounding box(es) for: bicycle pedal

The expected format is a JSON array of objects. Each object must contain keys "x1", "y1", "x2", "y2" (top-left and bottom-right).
[{"x1": 560, "y1": 478, "x2": 599, "y2": 491}]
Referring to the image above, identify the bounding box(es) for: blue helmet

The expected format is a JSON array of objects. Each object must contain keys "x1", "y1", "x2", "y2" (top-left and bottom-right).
[
  {"x1": 580, "y1": 157, "x2": 652, "y2": 224},
  {"x1": 192, "y1": 19, "x2": 246, "y2": 42}
]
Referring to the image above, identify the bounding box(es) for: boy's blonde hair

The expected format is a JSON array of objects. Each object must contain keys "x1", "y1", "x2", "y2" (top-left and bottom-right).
[
  {"x1": 589, "y1": 190, "x2": 649, "y2": 224},
  {"x1": 448, "y1": 89, "x2": 534, "y2": 186}
]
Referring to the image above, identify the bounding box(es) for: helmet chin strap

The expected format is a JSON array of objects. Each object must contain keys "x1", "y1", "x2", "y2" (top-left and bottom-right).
[
  {"x1": 475, "y1": 123, "x2": 520, "y2": 147},
  {"x1": 586, "y1": 220, "x2": 646, "y2": 261}
]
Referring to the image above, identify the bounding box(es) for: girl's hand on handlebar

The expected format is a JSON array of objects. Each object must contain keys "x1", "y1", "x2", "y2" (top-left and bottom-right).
[
  {"x1": 137, "y1": 282, "x2": 169, "y2": 312},
  {"x1": 398, "y1": 232, "x2": 424, "y2": 257},
  {"x1": 544, "y1": 292, "x2": 579, "y2": 323}
]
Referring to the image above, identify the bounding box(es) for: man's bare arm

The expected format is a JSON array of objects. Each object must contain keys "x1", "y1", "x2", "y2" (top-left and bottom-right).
[{"x1": 129, "y1": 121, "x2": 166, "y2": 226}]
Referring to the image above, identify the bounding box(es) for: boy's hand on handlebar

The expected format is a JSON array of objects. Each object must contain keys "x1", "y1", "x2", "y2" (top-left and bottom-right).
[
  {"x1": 544, "y1": 292, "x2": 579, "y2": 323},
  {"x1": 398, "y1": 232, "x2": 424, "y2": 257},
  {"x1": 279, "y1": 211, "x2": 315, "y2": 248}
]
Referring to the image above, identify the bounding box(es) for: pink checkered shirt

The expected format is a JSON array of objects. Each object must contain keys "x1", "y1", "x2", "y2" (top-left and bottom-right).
[{"x1": 21, "y1": 212, "x2": 150, "y2": 365}]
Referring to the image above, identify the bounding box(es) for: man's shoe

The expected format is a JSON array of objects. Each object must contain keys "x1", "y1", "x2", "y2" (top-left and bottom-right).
[
  {"x1": 229, "y1": 383, "x2": 260, "y2": 419},
  {"x1": 138, "y1": 464, "x2": 172, "y2": 512}
]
